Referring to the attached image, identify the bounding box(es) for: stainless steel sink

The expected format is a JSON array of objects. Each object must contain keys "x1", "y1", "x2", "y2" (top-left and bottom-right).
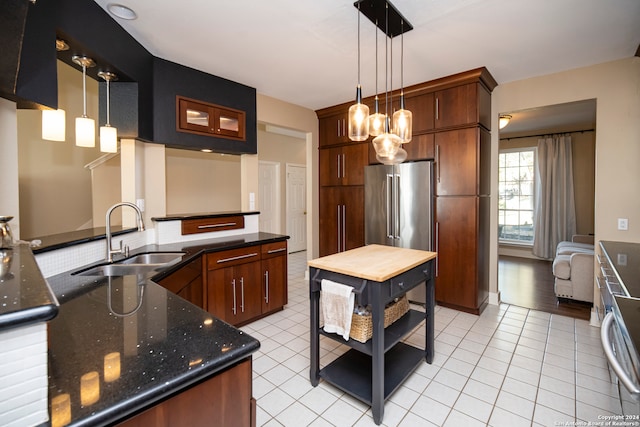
[
  {"x1": 118, "y1": 252, "x2": 185, "y2": 265},
  {"x1": 73, "y1": 252, "x2": 185, "y2": 277}
]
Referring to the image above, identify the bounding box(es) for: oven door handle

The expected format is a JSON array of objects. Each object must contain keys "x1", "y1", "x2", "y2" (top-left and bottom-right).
[{"x1": 601, "y1": 312, "x2": 640, "y2": 397}]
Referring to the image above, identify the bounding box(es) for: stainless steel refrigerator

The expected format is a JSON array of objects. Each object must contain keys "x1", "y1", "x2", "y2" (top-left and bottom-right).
[{"x1": 364, "y1": 161, "x2": 434, "y2": 304}]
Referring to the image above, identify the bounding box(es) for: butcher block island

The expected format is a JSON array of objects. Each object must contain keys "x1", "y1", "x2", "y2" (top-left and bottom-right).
[{"x1": 308, "y1": 245, "x2": 437, "y2": 425}]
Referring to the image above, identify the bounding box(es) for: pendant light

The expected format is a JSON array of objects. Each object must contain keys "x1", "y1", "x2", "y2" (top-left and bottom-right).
[
  {"x1": 98, "y1": 71, "x2": 118, "y2": 153},
  {"x1": 372, "y1": 3, "x2": 401, "y2": 160},
  {"x1": 348, "y1": 2, "x2": 369, "y2": 141},
  {"x1": 42, "y1": 109, "x2": 66, "y2": 141},
  {"x1": 392, "y1": 20, "x2": 412, "y2": 143},
  {"x1": 368, "y1": 19, "x2": 385, "y2": 137},
  {"x1": 72, "y1": 55, "x2": 96, "y2": 148}
]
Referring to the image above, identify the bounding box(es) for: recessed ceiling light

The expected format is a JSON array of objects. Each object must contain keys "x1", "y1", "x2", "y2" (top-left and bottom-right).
[
  {"x1": 107, "y1": 3, "x2": 137, "y2": 20},
  {"x1": 201, "y1": 149, "x2": 213, "y2": 153}
]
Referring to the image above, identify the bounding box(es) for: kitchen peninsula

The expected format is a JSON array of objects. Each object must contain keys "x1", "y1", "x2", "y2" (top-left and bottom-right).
[{"x1": 1, "y1": 211, "x2": 288, "y2": 426}]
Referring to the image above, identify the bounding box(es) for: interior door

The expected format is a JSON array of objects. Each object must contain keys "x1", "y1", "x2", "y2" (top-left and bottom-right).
[
  {"x1": 258, "y1": 161, "x2": 280, "y2": 233},
  {"x1": 286, "y1": 164, "x2": 307, "y2": 253}
]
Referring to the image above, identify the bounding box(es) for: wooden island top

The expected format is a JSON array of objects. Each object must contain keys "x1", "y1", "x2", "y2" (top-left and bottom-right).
[{"x1": 308, "y1": 244, "x2": 437, "y2": 282}]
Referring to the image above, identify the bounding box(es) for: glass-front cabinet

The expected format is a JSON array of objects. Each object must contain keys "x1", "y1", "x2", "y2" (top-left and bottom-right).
[{"x1": 177, "y1": 96, "x2": 246, "y2": 141}]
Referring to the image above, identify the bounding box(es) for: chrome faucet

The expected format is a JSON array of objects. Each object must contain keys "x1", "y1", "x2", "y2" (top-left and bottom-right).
[{"x1": 106, "y1": 202, "x2": 145, "y2": 262}]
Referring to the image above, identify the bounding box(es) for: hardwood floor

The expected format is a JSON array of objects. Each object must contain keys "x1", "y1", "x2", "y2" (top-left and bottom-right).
[{"x1": 498, "y1": 255, "x2": 592, "y2": 321}]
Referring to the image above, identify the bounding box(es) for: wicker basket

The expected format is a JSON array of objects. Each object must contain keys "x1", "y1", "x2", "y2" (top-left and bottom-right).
[{"x1": 349, "y1": 295, "x2": 410, "y2": 343}]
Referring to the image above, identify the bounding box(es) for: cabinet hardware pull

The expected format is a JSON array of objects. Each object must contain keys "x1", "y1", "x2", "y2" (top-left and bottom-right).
[
  {"x1": 337, "y1": 119, "x2": 340, "y2": 137},
  {"x1": 337, "y1": 205, "x2": 341, "y2": 252},
  {"x1": 342, "y1": 153, "x2": 346, "y2": 178},
  {"x1": 435, "y1": 97, "x2": 439, "y2": 121},
  {"x1": 232, "y1": 279, "x2": 237, "y2": 315},
  {"x1": 264, "y1": 271, "x2": 269, "y2": 303},
  {"x1": 337, "y1": 154, "x2": 341, "y2": 179},
  {"x1": 342, "y1": 205, "x2": 346, "y2": 252},
  {"x1": 267, "y1": 248, "x2": 287, "y2": 254},
  {"x1": 342, "y1": 118, "x2": 346, "y2": 137},
  {"x1": 435, "y1": 145, "x2": 441, "y2": 183},
  {"x1": 217, "y1": 252, "x2": 258, "y2": 263},
  {"x1": 240, "y1": 277, "x2": 245, "y2": 313},
  {"x1": 198, "y1": 222, "x2": 236, "y2": 229}
]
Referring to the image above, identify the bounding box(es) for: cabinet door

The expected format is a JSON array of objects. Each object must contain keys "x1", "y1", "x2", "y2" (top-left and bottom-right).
[
  {"x1": 404, "y1": 92, "x2": 435, "y2": 134},
  {"x1": 207, "y1": 267, "x2": 231, "y2": 323},
  {"x1": 319, "y1": 187, "x2": 340, "y2": 257},
  {"x1": 319, "y1": 112, "x2": 348, "y2": 147},
  {"x1": 319, "y1": 147, "x2": 342, "y2": 187},
  {"x1": 262, "y1": 255, "x2": 287, "y2": 313},
  {"x1": 342, "y1": 186, "x2": 365, "y2": 252},
  {"x1": 341, "y1": 143, "x2": 368, "y2": 185},
  {"x1": 434, "y1": 84, "x2": 478, "y2": 129},
  {"x1": 435, "y1": 196, "x2": 478, "y2": 311},
  {"x1": 157, "y1": 257, "x2": 204, "y2": 309},
  {"x1": 319, "y1": 186, "x2": 364, "y2": 256},
  {"x1": 233, "y1": 262, "x2": 263, "y2": 324},
  {"x1": 404, "y1": 133, "x2": 435, "y2": 162},
  {"x1": 435, "y1": 128, "x2": 479, "y2": 196}
]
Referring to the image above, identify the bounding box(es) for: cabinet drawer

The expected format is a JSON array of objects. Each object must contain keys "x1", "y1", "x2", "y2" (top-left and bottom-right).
[
  {"x1": 207, "y1": 246, "x2": 261, "y2": 270},
  {"x1": 388, "y1": 263, "x2": 433, "y2": 300},
  {"x1": 262, "y1": 241, "x2": 288, "y2": 259},
  {"x1": 182, "y1": 216, "x2": 244, "y2": 235}
]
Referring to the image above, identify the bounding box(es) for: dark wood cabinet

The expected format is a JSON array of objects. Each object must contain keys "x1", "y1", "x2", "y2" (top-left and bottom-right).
[
  {"x1": 117, "y1": 358, "x2": 255, "y2": 427},
  {"x1": 156, "y1": 256, "x2": 204, "y2": 309},
  {"x1": 261, "y1": 241, "x2": 288, "y2": 314},
  {"x1": 319, "y1": 187, "x2": 364, "y2": 257},
  {"x1": 434, "y1": 196, "x2": 489, "y2": 313},
  {"x1": 177, "y1": 96, "x2": 246, "y2": 141},
  {"x1": 205, "y1": 242, "x2": 288, "y2": 326},
  {"x1": 435, "y1": 127, "x2": 491, "y2": 197},
  {"x1": 434, "y1": 83, "x2": 492, "y2": 130},
  {"x1": 319, "y1": 111, "x2": 349, "y2": 147},
  {"x1": 404, "y1": 92, "x2": 435, "y2": 134},
  {"x1": 319, "y1": 143, "x2": 368, "y2": 186}
]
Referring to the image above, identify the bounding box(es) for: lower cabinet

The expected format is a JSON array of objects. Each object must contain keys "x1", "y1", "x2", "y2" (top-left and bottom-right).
[
  {"x1": 116, "y1": 357, "x2": 255, "y2": 427},
  {"x1": 156, "y1": 256, "x2": 203, "y2": 308},
  {"x1": 207, "y1": 242, "x2": 288, "y2": 326},
  {"x1": 435, "y1": 196, "x2": 489, "y2": 314},
  {"x1": 156, "y1": 240, "x2": 288, "y2": 326}
]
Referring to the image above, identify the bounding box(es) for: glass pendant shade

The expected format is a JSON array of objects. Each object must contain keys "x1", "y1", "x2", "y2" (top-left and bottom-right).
[
  {"x1": 372, "y1": 131, "x2": 402, "y2": 158},
  {"x1": 100, "y1": 125, "x2": 118, "y2": 153},
  {"x1": 376, "y1": 147, "x2": 407, "y2": 165},
  {"x1": 392, "y1": 98, "x2": 413, "y2": 143},
  {"x1": 348, "y1": 85, "x2": 369, "y2": 141},
  {"x1": 368, "y1": 97, "x2": 386, "y2": 137},
  {"x1": 75, "y1": 116, "x2": 96, "y2": 147},
  {"x1": 42, "y1": 109, "x2": 66, "y2": 141}
]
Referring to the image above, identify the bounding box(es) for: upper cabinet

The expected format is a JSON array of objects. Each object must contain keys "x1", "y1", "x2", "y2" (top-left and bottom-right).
[
  {"x1": 434, "y1": 83, "x2": 492, "y2": 131},
  {"x1": 177, "y1": 96, "x2": 246, "y2": 141},
  {"x1": 153, "y1": 58, "x2": 257, "y2": 154}
]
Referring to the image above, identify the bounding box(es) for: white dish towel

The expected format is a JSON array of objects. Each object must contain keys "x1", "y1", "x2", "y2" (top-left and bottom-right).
[{"x1": 321, "y1": 279, "x2": 355, "y2": 341}]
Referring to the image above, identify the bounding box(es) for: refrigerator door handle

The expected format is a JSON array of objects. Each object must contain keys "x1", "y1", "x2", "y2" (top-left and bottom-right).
[{"x1": 386, "y1": 174, "x2": 393, "y2": 238}]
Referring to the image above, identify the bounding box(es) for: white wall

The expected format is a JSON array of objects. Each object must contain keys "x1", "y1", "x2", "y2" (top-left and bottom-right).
[{"x1": 490, "y1": 57, "x2": 640, "y2": 307}]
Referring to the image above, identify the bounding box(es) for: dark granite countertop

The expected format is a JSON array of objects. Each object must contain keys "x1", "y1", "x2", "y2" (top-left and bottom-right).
[
  {"x1": 0, "y1": 243, "x2": 58, "y2": 331},
  {"x1": 151, "y1": 210, "x2": 260, "y2": 222},
  {"x1": 41, "y1": 231, "x2": 288, "y2": 426},
  {"x1": 27, "y1": 226, "x2": 137, "y2": 255}
]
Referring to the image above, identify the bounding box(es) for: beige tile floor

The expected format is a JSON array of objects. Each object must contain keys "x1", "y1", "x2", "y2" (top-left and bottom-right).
[{"x1": 240, "y1": 251, "x2": 622, "y2": 426}]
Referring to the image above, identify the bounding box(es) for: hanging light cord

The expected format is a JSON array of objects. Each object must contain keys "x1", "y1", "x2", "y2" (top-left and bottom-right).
[
  {"x1": 105, "y1": 78, "x2": 110, "y2": 126},
  {"x1": 81, "y1": 64, "x2": 88, "y2": 118},
  {"x1": 357, "y1": 2, "x2": 361, "y2": 86},
  {"x1": 400, "y1": 21, "x2": 404, "y2": 99}
]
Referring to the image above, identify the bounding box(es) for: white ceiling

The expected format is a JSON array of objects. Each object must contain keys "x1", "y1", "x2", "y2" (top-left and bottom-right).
[{"x1": 94, "y1": 0, "x2": 639, "y2": 128}]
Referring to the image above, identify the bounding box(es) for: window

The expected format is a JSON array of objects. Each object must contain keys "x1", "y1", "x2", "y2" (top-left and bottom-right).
[{"x1": 498, "y1": 148, "x2": 535, "y2": 244}]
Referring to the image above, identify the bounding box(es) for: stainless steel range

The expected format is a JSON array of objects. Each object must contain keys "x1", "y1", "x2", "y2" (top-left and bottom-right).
[{"x1": 599, "y1": 241, "x2": 640, "y2": 416}]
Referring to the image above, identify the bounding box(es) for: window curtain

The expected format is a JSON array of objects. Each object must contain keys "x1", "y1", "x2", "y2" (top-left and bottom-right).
[{"x1": 533, "y1": 134, "x2": 576, "y2": 259}]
